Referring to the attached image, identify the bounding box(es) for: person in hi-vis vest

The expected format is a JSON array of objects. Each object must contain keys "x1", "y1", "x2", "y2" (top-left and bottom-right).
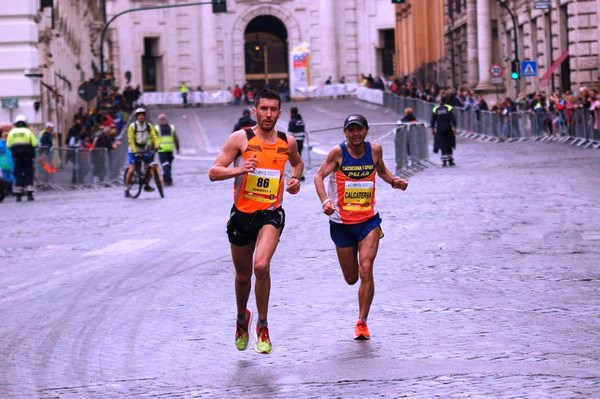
[
  {"x1": 155, "y1": 114, "x2": 180, "y2": 186},
  {"x1": 7, "y1": 115, "x2": 37, "y2": 202}
]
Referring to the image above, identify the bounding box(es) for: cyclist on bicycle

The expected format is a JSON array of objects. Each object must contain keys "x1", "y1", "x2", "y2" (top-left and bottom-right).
[{"x1": 124, "y1": 107, "x2": 160, "y2": 198}]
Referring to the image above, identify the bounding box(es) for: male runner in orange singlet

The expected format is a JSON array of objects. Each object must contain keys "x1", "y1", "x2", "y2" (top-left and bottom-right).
[{"x1": 209, "y1": 88, "x2": 304, "y2": 354}]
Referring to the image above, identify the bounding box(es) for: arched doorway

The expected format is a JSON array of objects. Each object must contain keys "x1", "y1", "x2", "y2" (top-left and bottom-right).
[{"x1": 244, "y1": 15, "x2": 288, "y2": 89}]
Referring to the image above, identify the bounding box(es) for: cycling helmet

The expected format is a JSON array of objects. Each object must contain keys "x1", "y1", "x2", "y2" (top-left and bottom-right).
[
  {"x1": 14, "y1": 115, "x2": 27, "y2": 124},
  {"x1": 134, "y1": 107, "x2": 146, "y2": 115}
]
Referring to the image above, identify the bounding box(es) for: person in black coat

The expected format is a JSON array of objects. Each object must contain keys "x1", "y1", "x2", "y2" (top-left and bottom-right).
[
  {"x1": 233, "y1": 109, "x2": 256, "y2": 132},
  {"x1": 431, "y1": 96, "x2": 457, "y2": 167},
  {"x1": 288, "y1": 107, "x2": 306, "y2": 180}
]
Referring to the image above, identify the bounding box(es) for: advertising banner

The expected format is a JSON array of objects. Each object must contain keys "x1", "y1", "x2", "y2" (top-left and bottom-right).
[{"x1": 290, "y1": 42, "x2": 311, "y2": 99}]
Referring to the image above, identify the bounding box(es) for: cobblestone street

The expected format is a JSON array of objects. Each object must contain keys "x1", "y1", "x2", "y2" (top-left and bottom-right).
[{"x1": 1, "y1": 100, "x2": 599, "y2": 398}]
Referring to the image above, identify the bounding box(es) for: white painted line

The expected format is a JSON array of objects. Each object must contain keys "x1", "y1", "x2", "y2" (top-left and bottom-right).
[
  {"x1": 84, "y1": 239, "x2": 161, "y2": 257},
  {"x1": 174, "y1": 154, "x2": 217, "y2": 161},
  {"x1": 311, "y1": 147, "x2": 330, "y2": 156},
  {"x1": 582, "y1": 233, "x2": 600, "y2": 241},
  {"x1": 312, "y1": 106, "x2": 347, "y2": 119},
  {"x1": 191, "y1": 112, "x2": 221, "y2": 153}
]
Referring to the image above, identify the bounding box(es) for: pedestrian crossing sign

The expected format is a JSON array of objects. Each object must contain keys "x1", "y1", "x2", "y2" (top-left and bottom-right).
[{"x1": 521, "y1": 61, "x2": 537, "y2": 77}]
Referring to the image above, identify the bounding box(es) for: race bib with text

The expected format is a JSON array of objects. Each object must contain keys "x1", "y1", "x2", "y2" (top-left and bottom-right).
[
  {"x1": 342, "y1": 181, "x2": 374, "y2": 211},
  {"x1": 244, "y1": 168, "x2": 280, "y2": 203}
]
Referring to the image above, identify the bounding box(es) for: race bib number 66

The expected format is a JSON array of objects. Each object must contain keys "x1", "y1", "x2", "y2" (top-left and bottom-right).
[{"x1": 244, "y1": 168, "x2": 280, "y2": 203}]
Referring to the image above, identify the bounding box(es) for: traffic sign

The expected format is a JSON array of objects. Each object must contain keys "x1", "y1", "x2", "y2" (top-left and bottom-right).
[
  {"x1": 489, "y1": 64, "x2": 503, "y2": 78},
  {"x1": 78, "y1": 82, "x2": 98, "y2": 102},
  {"x1": 1, "y1": 98, "x2": 18, "y2": 109},
  {"x1": 491, "y1": 77, "x2": 504, "y2": 85},
  {"x1": 521, "y1": 61, "x2": 537, "y2": 77},
  {"x1": 534, "y1": 1, "x2": 551, "y2": 10}
]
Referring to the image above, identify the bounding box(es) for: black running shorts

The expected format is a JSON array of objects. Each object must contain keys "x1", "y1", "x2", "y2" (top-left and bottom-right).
[{"x1": 227, "y1": 206, "x2": 286, "y2": 246}]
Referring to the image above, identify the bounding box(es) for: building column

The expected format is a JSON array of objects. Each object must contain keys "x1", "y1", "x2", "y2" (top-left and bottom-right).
[
  {"x1": 475, "y1": 0, "x2": 494, "y2": 91},
  {"x1": 200, "y1": 6, "x2": 218, "y2": 90},
  {"x1": 466, "y1": 0, "x2": 478, "y2": 89},
  {"x1": 318, "y1": 0, "x2": 336, "y2": 82}
]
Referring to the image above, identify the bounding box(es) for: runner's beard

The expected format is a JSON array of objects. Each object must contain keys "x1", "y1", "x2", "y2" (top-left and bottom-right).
[{"x1": 259, "y1": 119, "x2": 275, "y2": 131}]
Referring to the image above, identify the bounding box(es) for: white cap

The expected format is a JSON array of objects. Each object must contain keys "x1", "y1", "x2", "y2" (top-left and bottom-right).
[
  {"x1": 14, "y1": 115, "x2": 27, "y2": 124},
  {"x1": 45, "y1": 122, "x2": 55, "y2": 128},
  {"x1": 134, "y1": 107, "x2": 146, "y2": 115}
]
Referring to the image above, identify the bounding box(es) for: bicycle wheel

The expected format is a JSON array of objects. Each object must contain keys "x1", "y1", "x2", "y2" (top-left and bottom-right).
[
  {"x1": 152, "y1": 165, "x2": 164, "y2": 198},
  {"x1": 130, "y1": 169, "x2": 145, "y2": 199}
]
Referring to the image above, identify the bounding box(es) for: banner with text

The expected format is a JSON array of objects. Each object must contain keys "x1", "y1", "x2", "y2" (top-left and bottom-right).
[{"x1": 290, "y1": 42, "x2": 311, "y2": 99}]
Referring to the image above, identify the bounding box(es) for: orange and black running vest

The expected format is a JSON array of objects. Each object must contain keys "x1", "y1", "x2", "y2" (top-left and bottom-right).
[{"x1": 233, "y1": 128, "x2": 290, "y2": 213}]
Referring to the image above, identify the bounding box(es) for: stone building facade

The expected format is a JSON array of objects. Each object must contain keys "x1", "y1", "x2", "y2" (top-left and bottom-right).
[
  {"x1": 393, "y1": 0, "x2": 446, "y2": 85},
  {"x1": 395, "y1": 0, "x2": 600, "y2": 99},
  {"x1": 0, "y1": 0, "x2": 396, "y2": 129},
  {"x1": 104, "y1": 0, "x2": 396, "y2": 95},
  {"x1": 0, "y1": 0, "x2": 103, "y2": 133}
]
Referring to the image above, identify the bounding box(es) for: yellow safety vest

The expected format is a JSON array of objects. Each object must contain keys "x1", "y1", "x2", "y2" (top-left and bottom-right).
[
  {"x1": 155, "y1": 124, "x2": 176, "y2": 152},
  {"x1": 7, "y1": 127, "x2": 37, "y2": 148}
]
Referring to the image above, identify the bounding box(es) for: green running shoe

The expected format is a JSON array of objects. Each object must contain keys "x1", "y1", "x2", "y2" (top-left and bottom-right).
[
  {"x1": 255, "y1": 325, "x2": 272, "y2": 354},
  {"x1": 235, "y1": 309, "x2": 253, "y2": 351}
]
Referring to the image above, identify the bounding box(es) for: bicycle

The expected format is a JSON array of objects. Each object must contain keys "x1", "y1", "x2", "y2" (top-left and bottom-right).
[{"x1": 124, "y1": 151, "x2": 164, "y2": 199}]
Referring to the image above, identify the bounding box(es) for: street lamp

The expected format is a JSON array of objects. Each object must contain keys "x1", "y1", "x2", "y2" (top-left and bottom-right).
[
  {"x1": 24, "y1": 69, "x2": 43, "y2": 79},
  {"x1": 23, "y1": 69, "x2": 44, "y2": 125},
  {"x1": 98, "y1": 1, "x2": 222, "y2": 103},
  {"x1": 496, "y1": 0, "x2": 520, "y2": 94}
]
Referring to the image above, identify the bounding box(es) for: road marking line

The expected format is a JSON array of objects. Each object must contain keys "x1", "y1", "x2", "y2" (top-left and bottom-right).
[
  {"x1": 312, "y1": 106, "x2": 347, "y2": 119},
  {"x1": 174, "y1": 154, "x2": 217, "y2": 161},
  {"x1": 84, "y1": 239, "x2": 161, "y2": 257},
  {"x1": 191, "y1": 112, "x2": 220, "y2": 153}
]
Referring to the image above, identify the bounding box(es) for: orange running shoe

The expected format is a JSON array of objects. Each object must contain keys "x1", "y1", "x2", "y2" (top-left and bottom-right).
[{"x1": 354, "y1": 320, "x2": 371, "y2": 340}]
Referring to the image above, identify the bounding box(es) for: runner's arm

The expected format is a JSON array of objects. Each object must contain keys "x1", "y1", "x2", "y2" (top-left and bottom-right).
[
  {"x1": 373, "y1": 143, "x2": 408, "y2": 190},
  {"x1": 208, "y1": 131, "x2": 256, "y2": 181},
  {"x1": 313, "y1": 145, "x2": 342, "y2": 215}
]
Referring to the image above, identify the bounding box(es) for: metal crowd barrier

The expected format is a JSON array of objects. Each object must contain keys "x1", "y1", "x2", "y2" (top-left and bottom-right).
[
  {"x1": 33, "y1": 114, "x2": 133, "y2": 189},
  {"x1": 381, "y1": 92, "x2": 600, "y2": 149},
  {"x1": 34, "y1": 143, "x2": 128, "y2": 189},
  {"x1": 394, "y1": 123, "x2": 432, "y2": 176},
  {"x1": 453, "y1": 107, "x2": 599, "y2": 147},
  {"x1": 304, "y1": 122, "x2": 430, "y2": 177}
]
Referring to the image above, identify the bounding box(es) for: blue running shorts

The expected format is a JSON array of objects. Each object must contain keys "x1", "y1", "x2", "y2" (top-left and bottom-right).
[{"x1": 329, "y1": 213, "x2": 382, "y2": 248}]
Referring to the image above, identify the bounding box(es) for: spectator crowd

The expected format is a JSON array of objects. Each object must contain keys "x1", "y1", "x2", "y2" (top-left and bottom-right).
[
  {"x1": 383, "y1": 76, "x2": 600, "y2": 140},
  {"x1": 0, "y1": 83, "x2": 139, "y2": 197}
]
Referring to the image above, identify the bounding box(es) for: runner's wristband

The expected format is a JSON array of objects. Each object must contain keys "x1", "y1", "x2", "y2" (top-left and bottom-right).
[
  {"x1": 321, "y1": 198, "x2": 331, "y2": 206},
  {"x1": 290, "y1": 176, "x2": 300, "y2": 180}
]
